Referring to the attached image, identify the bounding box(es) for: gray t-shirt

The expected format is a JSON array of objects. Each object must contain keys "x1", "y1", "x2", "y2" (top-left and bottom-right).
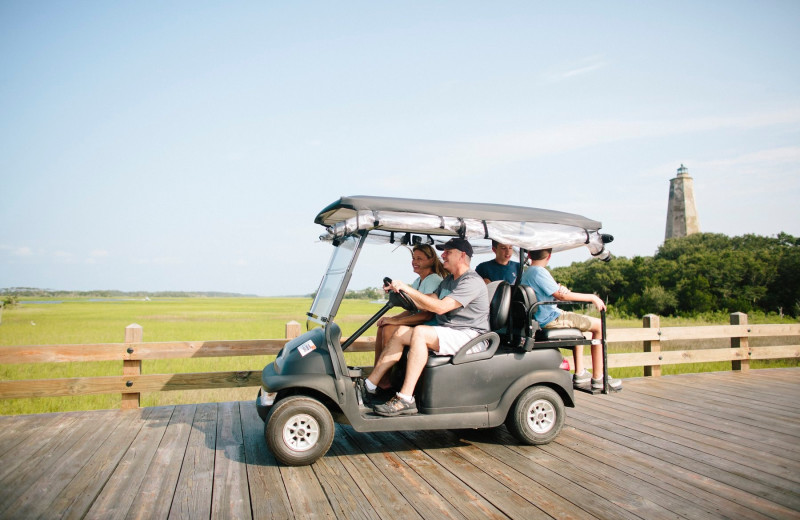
[{"x1": 435, "y1": 270, "x2": 490, "y2": 332}]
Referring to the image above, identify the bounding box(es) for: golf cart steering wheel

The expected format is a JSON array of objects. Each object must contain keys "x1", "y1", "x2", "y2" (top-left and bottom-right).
[{"x1": 383, "y1": 277, "x2": 417, "y2": 312}]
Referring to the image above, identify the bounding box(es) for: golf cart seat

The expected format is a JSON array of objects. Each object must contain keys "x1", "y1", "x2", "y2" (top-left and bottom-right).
[
  {"x1": 486, "y1": 280, "x2": 512, "y2": 332},
  {"x1": 425, "y1": 280, "x2": 511, "y2": 368},
  {"x1": 536, "y1": 327, "x2": 586, "y2": 341},
  {"x1": 510, "y1": 284, "x2": 585, "y2": 351}
]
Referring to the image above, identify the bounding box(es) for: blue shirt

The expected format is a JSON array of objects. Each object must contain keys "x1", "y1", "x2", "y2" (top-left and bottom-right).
[
  {"x1": 412, "y1": 274, "x2": 443, "y2": 295},
  {"x1": 412, "y1": 274, "x2": 443, "y2": 325},
  {"x1": 519, "y1": 266, "x2": 562, "y2": 326},
  {"x1": 475, "y1": 260, "x2": 520, "y2": 284}
]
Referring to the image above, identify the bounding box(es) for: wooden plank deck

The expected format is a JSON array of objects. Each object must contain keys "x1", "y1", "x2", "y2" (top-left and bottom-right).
[{"x1": 0, "y1": 368, "x2": 798, "y2": 520}]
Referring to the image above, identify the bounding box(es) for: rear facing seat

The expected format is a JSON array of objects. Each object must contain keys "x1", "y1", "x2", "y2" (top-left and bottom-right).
[{"x1": 510, "y1": 284, "x2": 585, "y2": 351}]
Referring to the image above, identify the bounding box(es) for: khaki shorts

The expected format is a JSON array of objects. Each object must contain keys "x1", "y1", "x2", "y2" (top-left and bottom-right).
[{"x1": 544, "y1": 311, "x2": 593, "y2": 332}]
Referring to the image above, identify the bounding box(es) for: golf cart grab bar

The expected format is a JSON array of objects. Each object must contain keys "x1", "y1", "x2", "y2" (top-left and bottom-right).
[{"x1": 451, "y1": 331, "x2": 501, "y2": 365}]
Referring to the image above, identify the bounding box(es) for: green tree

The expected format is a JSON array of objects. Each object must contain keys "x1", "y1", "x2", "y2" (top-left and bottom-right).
[{"x1": 547, "y1": 232, "x2": 800, "y2": 318}]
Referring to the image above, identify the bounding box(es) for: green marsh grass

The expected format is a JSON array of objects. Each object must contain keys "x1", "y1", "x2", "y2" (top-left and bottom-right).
[
  {"x1": 0, "y1": 297, "x2": 398, "y2": 414},
  {"x1": 1, "y1": 298, "x2": 796, "y2": 415}
]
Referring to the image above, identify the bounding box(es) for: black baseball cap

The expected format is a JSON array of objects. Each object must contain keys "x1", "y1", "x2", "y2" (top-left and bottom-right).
[{"x1": 435, "y1": 238, "x2": 473, "y2": 257}]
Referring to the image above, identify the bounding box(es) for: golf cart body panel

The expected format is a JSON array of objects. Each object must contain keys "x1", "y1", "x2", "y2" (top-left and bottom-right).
[
  {"x1": 258, "y1": 195, "x2": 613, "y2": 465},
  {"x1": 261, "y1": 328, "x2": 339, "y2": 400},
  {"x1": 418, "y1": 348, "x2": 575, "y2": 414}
]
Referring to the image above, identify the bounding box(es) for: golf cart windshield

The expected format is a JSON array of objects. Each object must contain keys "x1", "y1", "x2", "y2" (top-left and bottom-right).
[{"x1": 308, "y1": 234, "x2": 363, "y2": 324}]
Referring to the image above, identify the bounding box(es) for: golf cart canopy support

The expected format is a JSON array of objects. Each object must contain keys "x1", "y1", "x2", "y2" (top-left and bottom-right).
[{"x1": 316, "y1": 195, "x2": 611, "y2": 260}]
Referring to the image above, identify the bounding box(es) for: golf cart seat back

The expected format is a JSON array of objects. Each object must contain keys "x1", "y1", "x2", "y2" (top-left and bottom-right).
[
  {"x1": 510, "y1": 284, "x2": 585, "y2": 351},
  {"x1": 486, "y1": 280, "x2": 511, "y2": 332}
]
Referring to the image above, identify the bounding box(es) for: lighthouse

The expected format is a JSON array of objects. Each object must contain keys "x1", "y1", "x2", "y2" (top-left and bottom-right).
[{"x1": 665, "y1": 164, "x2": 700, "y2": 240}]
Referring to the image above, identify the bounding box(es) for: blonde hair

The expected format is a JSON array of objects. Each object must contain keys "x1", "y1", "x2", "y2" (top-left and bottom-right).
[{"x1": 413, "y1": 244, "x2": 447, "y2": 278}]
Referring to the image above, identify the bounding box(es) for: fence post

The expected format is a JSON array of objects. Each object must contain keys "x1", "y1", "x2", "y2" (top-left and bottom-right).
[
  {"x1": 730, "y1": 312, "x2": 750, "y2": 372},
  {"x1": 122, "y1": 324, "x2": 143, "y2": 409},
  {"x1": 286, "y1": 320, "x2": 301, "y2": 340},
  {"x1": 643, "y1": 314, "x2": 661, "y2": 377}
]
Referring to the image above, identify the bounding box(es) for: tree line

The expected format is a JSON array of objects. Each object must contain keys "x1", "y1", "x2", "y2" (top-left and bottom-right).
[
  {"x1": 550, "y1": 232, "x2": 800, "y2": 318},
  {"x1": 319, "y1": 232, "x2": 799, "y2": 319}
]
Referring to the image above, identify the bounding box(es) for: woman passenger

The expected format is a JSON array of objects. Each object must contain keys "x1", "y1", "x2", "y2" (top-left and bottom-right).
[{"x1": 372, "y1": 244, "x2": 446, "y2": 391}]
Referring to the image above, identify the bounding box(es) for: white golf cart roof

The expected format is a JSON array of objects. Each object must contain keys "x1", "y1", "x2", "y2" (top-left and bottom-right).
[{"x1": 316, "y1": 195, "x2": 611, "y2": 259}]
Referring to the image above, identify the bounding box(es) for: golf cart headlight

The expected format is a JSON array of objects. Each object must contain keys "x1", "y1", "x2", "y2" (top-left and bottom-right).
[{"x1": 259, "y1": 391, "x2": 277, "y2": 407}]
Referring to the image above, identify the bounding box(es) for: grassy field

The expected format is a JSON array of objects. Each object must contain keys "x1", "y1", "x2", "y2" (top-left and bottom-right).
[{"x1": 1, "y1": 297, "x2": 797, "y2": 415}]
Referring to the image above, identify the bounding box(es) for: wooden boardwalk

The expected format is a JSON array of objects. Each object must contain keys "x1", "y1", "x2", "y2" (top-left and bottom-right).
[{"x1": 0, "y1": 368, "x2": 798, "y2": 520}]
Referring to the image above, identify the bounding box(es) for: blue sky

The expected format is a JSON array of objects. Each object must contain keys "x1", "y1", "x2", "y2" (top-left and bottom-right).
[{"x1": 2, "y1": 1, "x2": 799, "y2": 296}]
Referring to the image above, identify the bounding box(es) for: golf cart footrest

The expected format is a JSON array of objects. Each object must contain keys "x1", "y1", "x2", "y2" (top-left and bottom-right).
[
  {"x1": 574, "y1": 382, "x2": 601, "y2": 395},
  {"x1": 574, "y1": 382, "x2": 623, "y2": 395}
]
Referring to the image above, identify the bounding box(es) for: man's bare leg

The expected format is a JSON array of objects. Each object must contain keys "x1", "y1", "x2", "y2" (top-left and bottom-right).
[
  {"x1": 399, "y1": 326, "x2": 439, "y2": 397},
  {"x1": 372, "y1": 326, "x2": 439, "y2": 416}
]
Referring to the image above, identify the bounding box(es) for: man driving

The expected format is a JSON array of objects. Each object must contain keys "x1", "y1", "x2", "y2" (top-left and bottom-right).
[{"x1": 362, "y1": 238, "x2": 489, "y2": 416}]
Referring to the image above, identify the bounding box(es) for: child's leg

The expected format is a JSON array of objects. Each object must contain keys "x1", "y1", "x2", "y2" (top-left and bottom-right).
[
  {"x1": 590, "y1": 342, "x2": 604, "y2": 376},
  {"x1": 572, "y1": 345, "x2": 584, "y2": 373},
  {"x1": 587, "y1": 316, "x2": 604, "y2": 375}
]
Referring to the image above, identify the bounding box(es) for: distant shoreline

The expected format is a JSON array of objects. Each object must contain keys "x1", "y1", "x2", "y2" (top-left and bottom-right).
[{"x1": 1, "y1": 288, "x2": 312, "y2": 299}]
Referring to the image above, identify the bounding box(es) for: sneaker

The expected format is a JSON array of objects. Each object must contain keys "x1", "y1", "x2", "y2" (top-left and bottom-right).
[
  {"x1": 358, "y1": 380, "x2": 378, "y2": 407},
  {"x1": 592, "y1": 376, "x2": 622, "y2": 391},
  {"x1": 572, "y1": 369, "x2": 592, "y2": 386},
  {"x1": 373, "y1": 395, "x2": 418, "y2": 416}
]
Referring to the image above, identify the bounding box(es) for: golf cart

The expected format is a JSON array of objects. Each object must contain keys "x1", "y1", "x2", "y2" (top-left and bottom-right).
[{"x1": 257, "y1": 196, "x2": 614, "y2": 466}]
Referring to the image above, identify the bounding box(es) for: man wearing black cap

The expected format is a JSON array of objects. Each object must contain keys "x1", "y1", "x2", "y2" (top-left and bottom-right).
[{"x1": 364, "y1": 237, "x2": 490, "y2": 416}]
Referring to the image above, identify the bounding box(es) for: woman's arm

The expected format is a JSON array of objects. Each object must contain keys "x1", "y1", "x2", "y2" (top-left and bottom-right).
[{"x1": 378, "y1": 310, "x2": 435, "y2": 327}]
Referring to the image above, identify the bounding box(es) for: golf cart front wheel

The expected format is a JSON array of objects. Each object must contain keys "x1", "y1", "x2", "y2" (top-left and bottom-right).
[
  {"x1": 506, "y1": 386, "x2": 565, "y2": 445},
  {"x1": 265, "y1": 396, "x2": 334, "y2": 466}
]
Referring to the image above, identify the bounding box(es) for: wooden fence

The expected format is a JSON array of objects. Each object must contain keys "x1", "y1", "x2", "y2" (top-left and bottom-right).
[{"x1": 1, "y1": 313, "x2": 798, "y2": 410}]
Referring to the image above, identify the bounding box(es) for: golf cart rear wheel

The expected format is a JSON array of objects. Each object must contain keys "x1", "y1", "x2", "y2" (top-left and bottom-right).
[
  {"x1": 506, "y1": 386, "x2": 565, "y2": 445},
  {"x1": 265, "y1": 396, "x2": 334, "y2": 466}
]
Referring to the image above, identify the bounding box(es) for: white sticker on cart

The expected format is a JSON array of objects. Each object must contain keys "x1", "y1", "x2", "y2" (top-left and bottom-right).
[{"x1": 298, "y1": 340, "x2": 317, "y2": 357}]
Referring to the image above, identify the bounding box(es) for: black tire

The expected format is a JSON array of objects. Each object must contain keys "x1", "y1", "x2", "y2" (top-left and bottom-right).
[
  {"x1": 505, "y1": 386, "x2": 565, "y2": 445},
  {"x1": 265, "y1": 396, "x2": 334, "y2": 466}
]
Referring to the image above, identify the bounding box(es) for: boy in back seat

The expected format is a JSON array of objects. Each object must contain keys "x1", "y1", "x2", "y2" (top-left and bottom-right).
[{"x1": 521, "y1": 249, "x2": 622, "y2": 391}]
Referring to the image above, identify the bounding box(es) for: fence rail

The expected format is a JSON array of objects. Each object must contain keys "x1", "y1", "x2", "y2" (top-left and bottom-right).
[{"x1": 1, "y1": 314, "x2": 798, "y2": 409}]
